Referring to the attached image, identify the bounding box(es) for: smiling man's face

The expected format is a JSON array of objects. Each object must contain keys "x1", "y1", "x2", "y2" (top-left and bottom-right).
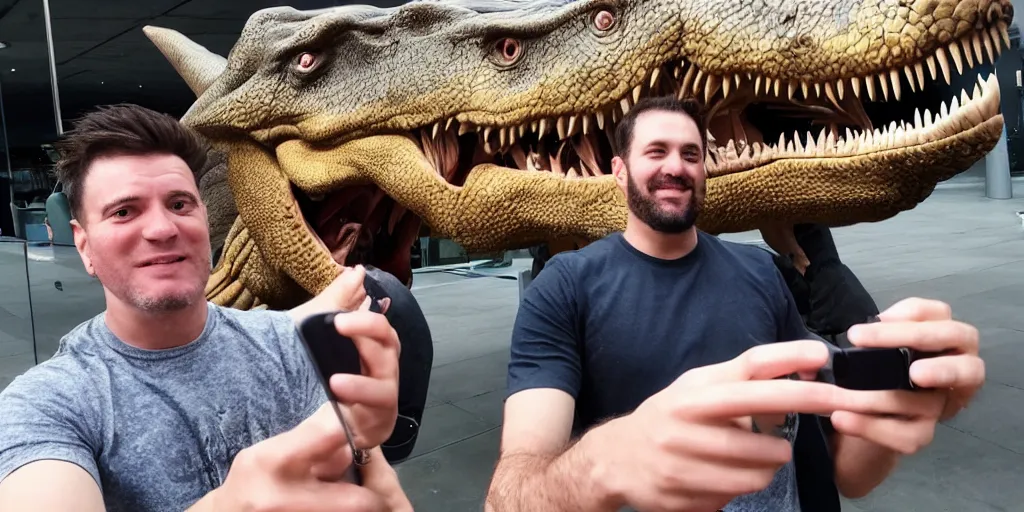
[{"x1": 72, "y1": 153, "x2": 211, "y2": 313}]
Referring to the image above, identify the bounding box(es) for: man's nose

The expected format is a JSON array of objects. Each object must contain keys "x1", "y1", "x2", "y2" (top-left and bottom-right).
[{"x1": 141, "y1": 209, "x2": 179, "y2": 241}]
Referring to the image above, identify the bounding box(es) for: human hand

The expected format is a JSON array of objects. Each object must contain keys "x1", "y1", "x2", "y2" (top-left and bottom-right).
[
  {"x1": 359, "y1": 446, "x2": 414, "y2": 512},
  {"x1": 209, "y1": 404, "x2": 390, "y2": 512},
  {"x1": 289, "y1": 266, "x2": 370, "y2": 324},
  {"x1": 328, "y1": 309, "x2": 401, "y2": 450},
  {"x1": 590, "y1": 340, "x2": 870, "y2": 512},
  {"x1": 834, "y1": 297, "x2": 984, "y2": 454}
]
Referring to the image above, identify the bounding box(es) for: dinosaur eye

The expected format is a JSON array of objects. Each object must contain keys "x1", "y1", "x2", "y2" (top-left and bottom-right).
[
  {"x1": 594, "y1": 9, "x2": 616, "y2": 31},
  {"x1": 296, "y1": 52, "x2": 317, "y2": 71},
  {"x1": 495, "y1": 38, "x2": 521, "y2": 64}
]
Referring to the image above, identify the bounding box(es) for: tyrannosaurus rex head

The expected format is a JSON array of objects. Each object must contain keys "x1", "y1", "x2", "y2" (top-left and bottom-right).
[{"x1": 145, "y1": 0, "x2": 1010, "y2": 308}]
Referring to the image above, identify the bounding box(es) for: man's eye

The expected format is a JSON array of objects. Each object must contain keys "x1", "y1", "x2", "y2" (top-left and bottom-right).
[
  {"x1": 172, "y1": 201, "x2": 185, "y2": 210},
  {"x1": 115, "y1": 209, "x2": 129, "y2": 217}
]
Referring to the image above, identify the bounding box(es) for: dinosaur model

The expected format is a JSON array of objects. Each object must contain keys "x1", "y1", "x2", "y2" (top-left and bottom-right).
[{"x1": 143, "y1": 0, "x2": 1012, "y2": 311}]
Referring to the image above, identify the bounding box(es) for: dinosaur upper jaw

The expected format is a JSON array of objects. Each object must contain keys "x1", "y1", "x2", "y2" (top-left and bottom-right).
[{"x1": 270, "y1": 68, "x2": 1001, "y2": 298}]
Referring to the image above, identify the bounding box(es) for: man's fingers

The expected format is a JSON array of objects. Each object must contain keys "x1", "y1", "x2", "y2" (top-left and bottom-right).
[
  {"x1": 276, "y1": 403, "x2": 352, "y2": 468},
  {"x1": 878, "y1": 297, "x2": 953, "y2": 322},
  {"x1": 334, "y1": 311, "x2": 400, "y2": 353},
  {"x1": 829, "y1": 411, "x2": 938, "y2": 455},
  {"x1": 847, "y1": 320, "x2": 979, "y2": 354},
  {"x1": 331, "y1": 374, "x2": 398, "y2": 410},
  {"x1": 680, "y1": 380, "x2": 945, "y2": 420},
  {"x1": 910, "y1": 354, "x2": 986, "y2": 390},
  {"x1": 284, "y1": 483, "x2": 388, "y2": 512},
  {"x1": 682, "y1": 340, "x2": 830, "y2": 387}
]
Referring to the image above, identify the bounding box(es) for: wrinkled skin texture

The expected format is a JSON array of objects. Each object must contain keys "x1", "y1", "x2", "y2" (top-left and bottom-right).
[{"x1": 144, "y1": 0, "x2": 1011, "y2": 310}]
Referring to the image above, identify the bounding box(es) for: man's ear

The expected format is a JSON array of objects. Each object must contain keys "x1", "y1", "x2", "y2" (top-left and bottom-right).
[
  {"x1": 71, "y1": 219, "x2": 94, "y2": 277},
  {"x1": 611, "y1": 156, "x2": 627, "y2": 187}
]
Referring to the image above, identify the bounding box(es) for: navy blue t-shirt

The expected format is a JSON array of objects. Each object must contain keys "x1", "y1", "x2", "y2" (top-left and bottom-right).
[{"x1": 508, "y1": 231, "x2": 839, "y2": 511}]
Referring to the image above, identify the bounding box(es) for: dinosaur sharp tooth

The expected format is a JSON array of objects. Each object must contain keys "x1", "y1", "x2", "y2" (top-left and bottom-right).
[
  {"x1": 836, "y1": 79, "x2": 844, "y2": 100},
  {"x1": 801, "y1": 81, "x2": 809, "y2": 99},
  {"x1": 458, "y1": 122, "x2": 473, "y2": 136},
  {"x1": 620, "y1": 97, "x2": 632, "y2": 115},
  {"x1": 947, "y1": 42, "x2": 964, "y2": 74},
  {"x1": 754, "y1": 75, "x2": 762, "y2": 96},
  {"x1": 903, "y1": 65, "x2": 916, "y2": 92},
  {"x1": 865, "y1": 74, "x2": 876, "y2": 101},
  {"x1": 632, "y1": 84, "x2": 642, "y2": 103},
  {"x1": 914, "y1": 63, "x2": 924, "y2": 90},
  {"x1": 432, "y1": 122, "x2": 441, "y2": 139},
  {"x1": 681, "y1": 65, "x2": 697, "y2": 95},
  {"x1": 825, "y1": 82, "x2": 840, "y2": 109},
  {"x1": 878, "y1": 72, "x2": 890, "y2": 100},
  {"x1": 567, "y1": 115, "x2": 578, "y2": 137},
  {"x1": 483, "y1": 126, "x2": 492, "y2": 142},
  {"x1": 650, "y1": 67, "x2": 661, "y2": 88},
  {"x1": 914, "y1": 108, "x2": 923, "y2": 129},
  {"x1": 499, "y1": 127, "x2": 507, "y2": 147},
  {"x1": 538, "y1": 118, "x2": 549, "y2": 137},
  {"x1": 960, "y1": 37, "x2": 974, "y2": 67},
  {"x1": 999, "y1": 22, "x2": 1011, "y2": 48},
  {"x1": 851, "y1": 76, "x2": 861, "y2": 98},
  {"x1": 814, "y1": 82, "x2": 821, "y2": 97},
  {"x1": 926, "y1": 56, "x2": 937, "y2": 80},
  {"x1": 582, "y1": 114, "x2": 591, "y2": 135},
  {"x1": 978, "y1": 29, "x2": 995, "y2": 62},
  {"x1": 990, "y1": 25, "x2": 1004, "y2": 53},
  {"x1": 445, "y1": 118, "x2": 454, "y2": 131},
  {"x1": 971, "y1": 33, "x2": 984, "y2": 63},
  {"x1": 889, "y1": 69, "x2": 902, "y2": 100},
  {"x1": 518, "y1": 124, "x2": 526, "y2": 137},
  {"x1": 788, "y1": 81, "x2": 797, "y2": 100},
  {"x1": 556, "y1": 117, "x2": 567, "y2": 139},
  {"x1": 934, "y1": 47, "x2": 951, "y2": 85},
  {"x1": 722, "y1": 75, "x2": 732, "y2": 98},
  {"x1": 704, "y1": 74, "x2": 721, "y2": 103},
  {"x1": 596, "y1": 111, "x2": 605, "y2": 130}
]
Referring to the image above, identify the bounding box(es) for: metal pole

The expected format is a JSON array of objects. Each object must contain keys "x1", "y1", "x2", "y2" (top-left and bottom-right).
[
  {"x1": 0, "y1": 76, "x2": 13, "y2": 227},
  {"x1": 42, "y1": 0, "x2": 63, "y2": 135},
  {"x1": 21, "y1": 241, "x2": 38, "y2": 365}
]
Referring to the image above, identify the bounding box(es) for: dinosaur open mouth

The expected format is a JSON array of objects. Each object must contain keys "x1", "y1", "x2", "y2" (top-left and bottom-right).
[
  {"x1": 406, "y1": 23, "x2": 1007, "y2": 183},
  {"x1": 286, "y1": 23, "x2": 1006, "y2": 287}
]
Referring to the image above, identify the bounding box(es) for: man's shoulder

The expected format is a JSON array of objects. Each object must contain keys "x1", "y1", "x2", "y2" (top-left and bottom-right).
[
  {"x1": 700, "y1": 232, "x2": 779, "y2": 275},
  {"x1": 207, "y1": 302, "x2": 295, "y2": 339},
  {"x1": 544, "y1": 233, "x2": 624, "y2": 274}
]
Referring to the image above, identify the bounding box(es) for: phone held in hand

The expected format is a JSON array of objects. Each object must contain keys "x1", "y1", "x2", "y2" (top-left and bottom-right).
[
  {"x1": 296, "y1": 300, "x2": 383, "y2": 485},
  {"x1": 815, "y1": 316, "x2": 943, "y2": 391}
]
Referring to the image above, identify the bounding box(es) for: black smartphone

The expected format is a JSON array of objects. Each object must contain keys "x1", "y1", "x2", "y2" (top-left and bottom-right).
[
  {"x1": 296, "y1": 302, "x2": 382, "y2": 485},
  {"x1": 816, "y1": 344, "x2": 941, "y2": 391}
]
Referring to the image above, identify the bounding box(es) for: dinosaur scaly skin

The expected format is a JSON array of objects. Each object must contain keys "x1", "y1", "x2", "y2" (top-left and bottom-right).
[{"x1": 144, "y1": 0, "x2": 1011, "y2": 310}]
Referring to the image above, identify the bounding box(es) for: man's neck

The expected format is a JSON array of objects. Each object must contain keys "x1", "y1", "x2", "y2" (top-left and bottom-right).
[
  {"x1": 622, "y1": 215, "x2": 699, "y2": 261},
  {"x1": 104, "y1": 296, "x2": 209, "y2": 351}
]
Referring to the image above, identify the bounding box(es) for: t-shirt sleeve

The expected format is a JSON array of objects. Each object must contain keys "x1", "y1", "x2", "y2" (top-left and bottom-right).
[
  {"x1": 507, "y1": 257, "x2": 583, "y2": 399},
  {"x1": 0, "y1": 368, "x2": 101, "y2": 488}
]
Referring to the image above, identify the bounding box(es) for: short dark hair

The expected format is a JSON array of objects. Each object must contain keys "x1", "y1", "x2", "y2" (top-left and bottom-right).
[
  {"x1": 54, "y1": 103, "x2": 209, "y2": 220},
  {"x1": 613, "y1": 95, "x2": 708, "y2": 158}
]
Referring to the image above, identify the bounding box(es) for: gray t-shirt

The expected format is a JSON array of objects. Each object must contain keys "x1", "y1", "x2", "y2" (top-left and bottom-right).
[{"x1": 0, "y1": 302, "x2": 327, "y2": 511}]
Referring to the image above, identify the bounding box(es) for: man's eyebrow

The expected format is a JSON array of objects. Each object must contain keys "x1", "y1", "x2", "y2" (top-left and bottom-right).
[
  {"x1": 168, "y1": 190, "x2": 199, "y2": 201},
  {"x1": 100, "y1": 195, "x2": 140, "y2": 213}
]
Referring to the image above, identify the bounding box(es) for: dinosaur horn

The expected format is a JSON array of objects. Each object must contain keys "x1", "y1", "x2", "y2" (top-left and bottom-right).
[{"x1": 142, "y1": 26, "x2": 226, "y2": 97}]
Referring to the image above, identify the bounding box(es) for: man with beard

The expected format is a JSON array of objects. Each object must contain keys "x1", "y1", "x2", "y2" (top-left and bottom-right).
[{"x1": 485, "y1": 96, "x2": 986, "y2": 512}]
